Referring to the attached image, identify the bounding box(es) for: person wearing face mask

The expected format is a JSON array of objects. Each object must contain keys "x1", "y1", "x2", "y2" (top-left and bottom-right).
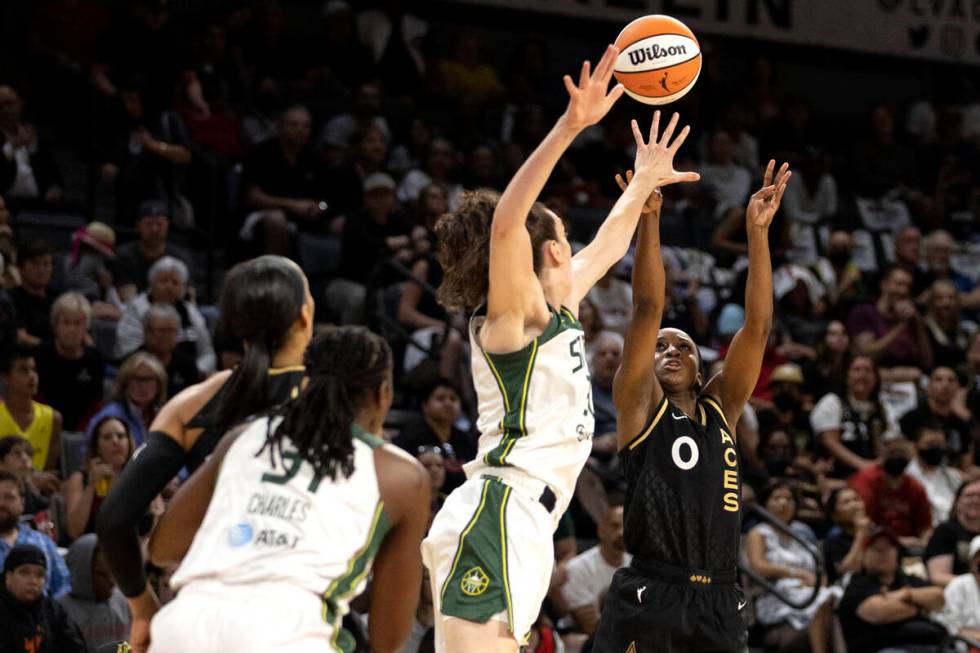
[
  {"x1": 759, "y1": 363, "x2": 815, "y2": 453},
  {"x1": 936, "y1": 534, "x2": 980, "y2": 644},
  {"x1": 900, "y1": 366, "x2": 973, "y2": 470},
  {"x1": 905, "y1": 422, "x2": 962, "y2": 527},
  {"x1": 813, "y1": 230, "x2": 865, "y2": 312},
  {"x1": 848, "y1": 437, "x2": 932, "y2": 550}
]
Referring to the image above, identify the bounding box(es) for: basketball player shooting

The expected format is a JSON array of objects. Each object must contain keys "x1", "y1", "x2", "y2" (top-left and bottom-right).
[{"x1": 592, "y1": 160, "x2": 791, "y2": 652}]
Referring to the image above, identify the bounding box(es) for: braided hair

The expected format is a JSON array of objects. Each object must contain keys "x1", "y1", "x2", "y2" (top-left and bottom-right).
[{"x1": 261, "y1": 325, "x2": 392, "y2": 481}]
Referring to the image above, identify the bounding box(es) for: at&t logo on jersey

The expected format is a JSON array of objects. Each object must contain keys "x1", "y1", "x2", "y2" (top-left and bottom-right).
[{"x1": 228, "y1": 521, "x2": 254, "y2": 547}]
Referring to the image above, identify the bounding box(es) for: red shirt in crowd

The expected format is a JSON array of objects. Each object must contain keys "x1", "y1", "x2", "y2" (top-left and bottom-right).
[{"x1": 848, "y1": 465, "x2": 932, "y2": 537}]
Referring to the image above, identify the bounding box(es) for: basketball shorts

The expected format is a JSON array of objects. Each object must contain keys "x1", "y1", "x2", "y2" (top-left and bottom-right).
[
  {"x1": 592, "y1": 558, "x2": 749, "y2": 653},
  {"x1": 149, "y1": 580, "x2": 339, "y2": 653},
  {"x1": 422, "y1": 473, "x2": 559, "y2": 651}
]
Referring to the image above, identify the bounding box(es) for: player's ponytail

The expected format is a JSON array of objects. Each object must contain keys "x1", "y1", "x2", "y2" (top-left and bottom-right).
[
  {"x1": 435, "y1": 189, "x2": 558, "y2": 311},
  {"x1": 265, "y1": 326, "x2": 392, "y2": 480},
  {"x1": 214, "y1": 256, "x2": 308, "y2": 437}
]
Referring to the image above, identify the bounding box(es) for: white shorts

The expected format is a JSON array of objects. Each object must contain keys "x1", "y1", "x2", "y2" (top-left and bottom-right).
[
  {"x1": 149, "y1": 580, "x2": 334, "y2": 653},
  {"x1": 422, "y1": 474, "x2": 557, "y2": 651}
]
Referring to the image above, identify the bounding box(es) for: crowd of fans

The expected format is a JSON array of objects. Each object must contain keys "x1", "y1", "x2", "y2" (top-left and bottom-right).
[{"x1": 1, "y1": 1, "x2": 980, "y2": 652}]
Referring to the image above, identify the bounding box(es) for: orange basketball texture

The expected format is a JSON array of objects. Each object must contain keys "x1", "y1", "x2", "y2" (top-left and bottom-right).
[{"x1": 613, "y1": 15, "x2": 702, "y2": 105}]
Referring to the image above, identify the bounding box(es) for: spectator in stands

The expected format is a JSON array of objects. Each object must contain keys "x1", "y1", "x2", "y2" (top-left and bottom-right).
[
  {"x1": 579, "y1": 297, "x2": 603, "y2": 362},
  {"x1": 852, "y1": 105, "x2": 920, "y2": 199},
  {"x1": 0, "y1": 544, "x2": 85, "y2": 653},
  {"x1": 745, "y1": 482, "x2": 836, "y2": 653},
  {"x1": 389, "y1": 116, "x2": 433, "y2": 178},
  {"x1": 923, "y1": 280, "x2": 970, "y2": 370},
  {"x1": 926, "y1": 478, "x2": 980, "y2": 586},
  {"x1": 398, "y1": 138, "x2": 462, "y2": 210},
  {"x1": 394, "y1": 377, "x2": 474, "y2": 493},
  {"x1": 0, "y1": 85, "x2": 63, "y2": 207},
  {"x1": 319, "y1": 81, "x2": 390, "y2": 148},
  {"x1": 811, "y1": 355, "x2": 899, "y2": 477},
  {"x1": 12, "y1": 240, "x2": 55, "y2": 345},
  {"x1": 823, "y1": 487, "x2": 873, "y2": 584},
  {"x1": 57, "y1": 534, "x2": 132, "y2": 653},
  {"x1": 414, "y1": 445, "x2": 447, "y2": 516},
  {"x1": 839, "y1": 526, "x2": 946, "y2": 653},
  {"x1": 440, "y1": 29, "x2": 506, "y2": 116},
  {"x1": 64, "y1": 416, "x2": 134, "y2": 540},
  {"x1": 812, "y1": 231, "x2": 865, "y2": 314},
  {"x1": 240, "y1": 104, "x2": 329, "y2": 256},
  {"x1": 560, "y1": 504, "x2": 629, "y2": 635},
  {"x1": 0, "y1": 472, "x2": 70, "y2": 597},
  {"x1": 62, "y1": 223, "x2": 121, "y2": 320},
  {"x1": 114, "y1": 199, "x2": 191, "y2": 301},
  {"x1": 847, "y1": 264, "x2": 933, "y2": 381},
  {"x1": 781, "y1": 145, "x2": 837, "y2": 226},
  {"x1": 0, "y1": 436, "x2": 51, "y2": 517},
  {"x1": 461, "y1": 143, "x2": 505, "y2": 191},
  {"x1": 590, "y1": 331, "x2": 622, "y2": 445},
  {"x1": 936, "y1": 534, "x2": 980, "y2": 644},
  {"x1": 115, "y1": 256, "x2": 215, "y2": 374},
  {"x1": 848, "y1": 436, "x2": 932, "y2": 549},
  {"x1": 700, "y1": 129, "x2": 752, "y2": 220},
  {"x1": 323, "y1": 125, "x2": 390, "y2": 222},
  {"x1": 661, "y1": 263, "x2": 708, "y2": 342},
  {"x1": 0, "y1": 345, "x2": 62, "y2": 473},
  {"x1": 899, "y1": 366, "x2": 973, "y2": 469},
  {"x1": 587, "y1": 270, "x2": 632, "y2": 335},
  {"x1": 905, "y1": 421, "x2": 962, "y2": 527},
  {"x1": 892, "y1": 226, "x2": 930, "y2": 298},
  {"x1": 757, "y1": 363, "x2": 815, "y2": 454},
  {"x1": 96, "y1": 76, "x2": 193, "y2": 225},
  {"x1": 357, "y1": 2, "x2": 429, "y2": 97},
  {"x1": 311, "y1": 0, "x2": 376, "y2": 89},
  {"x1": 800, "y1": 320, "x2": 850, "y2": 402},
  {"x1": 921, "y1": 229, "x2": 974, "y2": 296},
  {"x1": 140, "y1": 304, "x2": 200, "y2": 397},
  {"x1": 85, "y1": 352, "x2": 166, "y2": 448},
  {"x1": 35, "y1": 293, "x2": 104, "y2": 431},
  {"x1": 327, "y1": 172, "x2": 414, "y2": 324}
]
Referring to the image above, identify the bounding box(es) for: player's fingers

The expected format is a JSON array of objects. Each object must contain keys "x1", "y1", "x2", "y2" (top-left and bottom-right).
[
  {"x1": 763, "y1": 159, "x2": 775, "y2": 187},
  {"x1": 605, "y1": 83, "x2": 625, "y2": 108},
  {"x1": 659, "y1": 112, "x2": 680, "y2": 146},
  {"x1": 563, "y1": 75, "x2": 578, "y2": 96},
  {"x1": 649, "y1": 110, "x2": 661, "y2": 143},
  {"x1": 626, "y1": 169, "x2": 634, "y2": 183},
  {"x1": 668, "y1": 124, "x2": 691, "y2": 153},
  {"x1": 615, "y1": 173, "x2": 627, "y2": 192},
  {"x1": 751, "y1": 184, "x2": 776, "y2": 201},
  {"x1": 631, "y1": 119, "x2": 645, "y2": 147},
  {"x1": 662, "y1": 170, "x2": 701, "y2": 186},
  {"x1": 579, "y1": 60, "x2": 591, "y2": 89},
  {"x1": 595, "y1": 44, "x2": 617, "y2": 81},
  {"x1": 775, "y1": 171, "x2": 792, "y2": 202}
]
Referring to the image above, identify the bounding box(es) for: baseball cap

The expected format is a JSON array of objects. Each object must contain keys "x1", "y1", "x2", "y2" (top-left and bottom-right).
[
  {"x1": 138, "y1": 199, "x2": 169, "y2": 219},
  {"x1": 770, "y1": 363, "x2": 804, "y2": 385},
  {"x1": 3, "y1": 544, "x2": 46, "y2": 574},
  {"x1": 363, "y1": 172, "x2": 396, "y2": 193}
]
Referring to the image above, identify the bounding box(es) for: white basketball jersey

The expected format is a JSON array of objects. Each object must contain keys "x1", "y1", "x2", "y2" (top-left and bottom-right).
[
  {"x1": 170, "y1": 416, "x2": 388, "y2": 636},
  {"x1": 464, "y1": 306, "x2": 595, "y2": 515}
]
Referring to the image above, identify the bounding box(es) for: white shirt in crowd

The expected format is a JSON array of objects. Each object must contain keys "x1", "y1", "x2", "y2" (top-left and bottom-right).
[
  {"x1": 586, "y1": 278, "x2": 633, "y2": 334},
  {"x1": 809, "y1": 393, "x2": 900, "y2": 442},
  {"x1": 699, "y1": 162, "x2": 751, "y2": 219},
  {"x1": 781, "y1": 173, "x2": 838, "y2": 225},
  {"x1": 905, "y1": 458, "x2": 962, "y2": 527},
  {"x1": 937, "y1": 572, "x2": 980, "y2": 637},
  {"x1": 561, "y1": 546, "x2": 631, "y2": 611}
]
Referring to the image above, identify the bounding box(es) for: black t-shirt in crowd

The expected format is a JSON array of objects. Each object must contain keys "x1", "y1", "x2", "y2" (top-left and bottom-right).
[
  {"x1": 393, "y1": 416, "x2": 476, "y2": 493},
  {"x1": 140, "y1": 347, "x2": 200, "y2": 400},
  {"x1": 337, "y1": 210, "x2": 413, "y2": 284},
  {"x1": 621, "y1": 394, "x2": 741, "y2": 572},
  {"x1": 113, "y1": 242, "x2": 191, "y2": 292},
  {"x1": 839, "y1": 572, "x2": 945, "y2": 653},
  {"x1": 35, "y1": 342, "x2": 105, "y2": 431},
  {"x1": 11, "y1": 287, "x2": 54, "y2": 342},
  {"x1": 924, "y1": 518, "x2": 980, "y2": 576},
  {"x1": 241, "y1": 138, "x2": 327, "y2": 223},
  {"x1": 899, "y1": 403, "x2": 972, "y2": 461},
  {"x1": 822, "y1": 526, "x2": 855, "y2": 585}
]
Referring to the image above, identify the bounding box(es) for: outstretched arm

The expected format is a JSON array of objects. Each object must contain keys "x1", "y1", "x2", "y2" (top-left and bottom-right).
[
  {"x1": 704, "y1": 161, "x2": 791, "y2": 431},
  {"x1": 486, "y1": 46, "x2": 623, "y2": 341},
  {"x1": 613, "y1": 172, "x2": 667, "y2": 448},
  {"x1": 570, "y1": 112, "x2": 699, "y2": 307}
]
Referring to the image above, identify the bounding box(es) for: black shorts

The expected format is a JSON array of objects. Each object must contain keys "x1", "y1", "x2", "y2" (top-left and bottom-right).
[{"x1": 592, "y1": 558, "x2": 748, "y2": 653}]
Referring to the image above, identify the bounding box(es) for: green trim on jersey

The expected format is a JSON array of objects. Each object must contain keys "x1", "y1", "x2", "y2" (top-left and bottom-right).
[
  {"x1": 321, "y1": 501, "x2": 390, "y2": 653},
  {"x1": 439, "y1": 478, "x2": 515, "y2": 630},
  {"x1": 481, "y1": 307, "x2": 582, "y2": 466},
  {"x1": 352, "y1": 425, "x2": 385, "y2": 450}
]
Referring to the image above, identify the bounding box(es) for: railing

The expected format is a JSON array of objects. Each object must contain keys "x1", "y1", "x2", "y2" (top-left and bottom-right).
[{"x1": 738, "y1": 502, "x2": 825, "y2": 610}]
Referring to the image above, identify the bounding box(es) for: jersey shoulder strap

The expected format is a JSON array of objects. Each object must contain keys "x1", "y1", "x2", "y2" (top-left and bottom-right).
[{"x1": 622, "y1": 395, "x2": 669, "y2": 453}]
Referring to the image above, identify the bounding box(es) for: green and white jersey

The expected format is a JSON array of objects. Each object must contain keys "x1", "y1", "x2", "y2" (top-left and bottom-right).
[
  {"x1": 464, "y1": 305, "x2": 595, "y2": 514},
  {"x1": 170, "y1": 416, "x2": 388, "y2": 649}
]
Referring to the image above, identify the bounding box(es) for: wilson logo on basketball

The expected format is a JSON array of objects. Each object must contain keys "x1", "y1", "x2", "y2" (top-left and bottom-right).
[
  {"x1": 616, "y1": 34, "x2": 699, "y2": 74},
  {"x1": 627, "y1": 43, "x2": 689, "y2": 66}
]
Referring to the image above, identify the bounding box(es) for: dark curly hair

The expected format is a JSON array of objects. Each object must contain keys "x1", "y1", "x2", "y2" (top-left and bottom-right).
[
  {"x1": 260, "y1": 326, "x2": 392, "y2": 481},
  {"x1": 434, "y1": 189, "x2": 559, "y2": 311}
]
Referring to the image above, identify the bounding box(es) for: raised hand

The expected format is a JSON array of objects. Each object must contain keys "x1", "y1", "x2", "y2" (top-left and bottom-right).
[
  {"x1": 630, "y1": 111, "x2": 700, "y2": 189},
  {"x1": 615, "y1": 169, "x2": 662, "y2": 214},
  {"x1": 562, "y1": 45, "x2": 625, "y2": 131},
  {"x1": 746, "y1": 160, "x2": 791, "y2": 228}
]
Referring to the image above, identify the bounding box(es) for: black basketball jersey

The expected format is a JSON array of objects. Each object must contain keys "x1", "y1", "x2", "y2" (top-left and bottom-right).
[
  {"x1": 621, "y1": 394, "x2": 741, "y2": 572},
  {"x1": 183, "y1": 366, "x2": 305, "y2": 473}
]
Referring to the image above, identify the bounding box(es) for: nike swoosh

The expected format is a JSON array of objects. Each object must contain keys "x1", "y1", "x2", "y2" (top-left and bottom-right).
[
  {"x1": 671, "y1": 413, "x2": 687, "y2": 420},
  {"x1": 737, "y1": 600, "x2": 747, "y2": 610}
]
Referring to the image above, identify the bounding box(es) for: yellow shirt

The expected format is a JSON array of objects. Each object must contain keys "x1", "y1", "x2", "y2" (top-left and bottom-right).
[{"x1": 0, "y1": 401, "x2": 54, "y2": 469}]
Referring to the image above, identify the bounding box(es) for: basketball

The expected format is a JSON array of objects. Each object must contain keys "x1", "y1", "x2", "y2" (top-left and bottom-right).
[{"x1": 613, "y1": 15, "x2": 702, "y2": 105}]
